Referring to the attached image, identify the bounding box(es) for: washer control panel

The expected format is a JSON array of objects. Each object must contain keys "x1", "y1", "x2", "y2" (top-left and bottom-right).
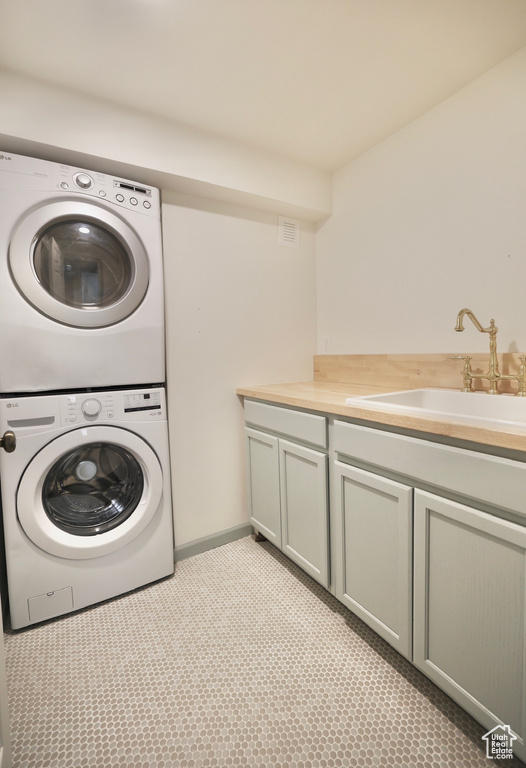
[
  {"x1": 123, "y1": 390, "x2": 162, "y2": 414},
  {"x1": 0, "y1": 387, "x2": 166, "y2": 433},
  {"x1": 60, "y1": 388, "x2": 165, "y2": 425}
]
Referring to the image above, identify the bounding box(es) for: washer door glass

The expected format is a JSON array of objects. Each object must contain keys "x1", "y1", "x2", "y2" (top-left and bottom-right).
[
  {"x1": 33, "y1": 221, "x2": 132, "y2": 310},
  {"x1": 42, "y1": 442, "x2": 144, "y2": 536},
  {"x1": 17, "y1": 425, "x2": 164, "y2": 560}
]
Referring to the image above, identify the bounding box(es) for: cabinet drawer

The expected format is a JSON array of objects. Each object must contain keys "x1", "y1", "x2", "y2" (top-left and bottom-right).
[
  {"x1": 333, "y1": 420, "x2": 526, "y2": 520},
  {"x1": 244, "y1": 399, "x2": 327, "y2": 448}
]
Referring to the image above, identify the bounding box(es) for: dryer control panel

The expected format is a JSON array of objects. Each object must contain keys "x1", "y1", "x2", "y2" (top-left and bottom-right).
[
  {"x1": 0, "y1": 151, "x2": 160, "y2": 217},
  {"x1": 54, "y1": 164, "x2": 160, "y2": 217}
]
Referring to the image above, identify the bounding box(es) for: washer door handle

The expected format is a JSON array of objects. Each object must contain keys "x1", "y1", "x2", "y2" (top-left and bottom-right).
[{"x1": 0, "y1": 430, "x2": 16, "y2": 453}]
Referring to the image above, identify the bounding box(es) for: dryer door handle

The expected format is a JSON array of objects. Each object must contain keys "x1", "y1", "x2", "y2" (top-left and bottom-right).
[{"x1": 0, "y1": 430, "x2": 16, "y2": 453}]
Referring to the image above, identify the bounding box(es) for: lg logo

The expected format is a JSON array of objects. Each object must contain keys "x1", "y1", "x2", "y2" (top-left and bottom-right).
[
  {"x1": 0, "y1": 154, "x2": 12, "y2": 161},
  {"x1": 6, "y1": 403, "x2": 19, "y2": 408}
]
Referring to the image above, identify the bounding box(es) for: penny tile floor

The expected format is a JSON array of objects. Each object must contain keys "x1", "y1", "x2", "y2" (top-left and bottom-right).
[{"x1": 4, "y1": 536, "x2": 524, "y2": 767}]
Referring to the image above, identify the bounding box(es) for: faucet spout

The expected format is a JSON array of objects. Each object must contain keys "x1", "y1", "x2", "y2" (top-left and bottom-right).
[{"x1": 455, "y1": 308, "x2": 497, "y2": 336}]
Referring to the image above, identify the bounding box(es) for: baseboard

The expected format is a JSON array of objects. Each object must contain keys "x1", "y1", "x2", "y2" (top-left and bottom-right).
[{"x1": 174, "y1": 523, "x2": 253, "y2": 562}]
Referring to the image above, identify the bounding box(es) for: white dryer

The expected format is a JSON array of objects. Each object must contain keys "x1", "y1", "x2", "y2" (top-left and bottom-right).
[
  {"x1": 0, "y1": 151, "x2": 166, "y2": 394},
  {"x1": 0, "y1": 386, "x2": 174, "y2": 629}
]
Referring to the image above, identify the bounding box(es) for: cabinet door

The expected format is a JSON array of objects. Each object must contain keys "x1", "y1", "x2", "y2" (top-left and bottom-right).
[
  {"x1": 333, "y1": 462, "x2": 413, "y2": 660},
  {"x1": 414, "y1": 490, "x2": 526, "y2": 763},
  {"x1": 279, "y1": 440, "x2": 329, "y2": 587},
  {"x1": 245, "y1": 427, "x2": 281, "y2": 546}
]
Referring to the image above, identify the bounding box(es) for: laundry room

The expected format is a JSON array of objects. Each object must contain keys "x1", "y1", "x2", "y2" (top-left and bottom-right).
[{"x1": 1, "y1": 1, "x2": 526, "y2": 766}]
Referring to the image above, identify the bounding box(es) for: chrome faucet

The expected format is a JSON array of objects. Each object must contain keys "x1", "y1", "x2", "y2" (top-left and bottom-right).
[{"x1": 453, "y1": 308, "x2": 526, "y2": 395}]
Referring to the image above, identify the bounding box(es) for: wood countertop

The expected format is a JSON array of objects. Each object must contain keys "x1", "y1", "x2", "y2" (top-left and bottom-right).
[{"x1": 236, "y1": 378, "x2": 526, "y2": 454}]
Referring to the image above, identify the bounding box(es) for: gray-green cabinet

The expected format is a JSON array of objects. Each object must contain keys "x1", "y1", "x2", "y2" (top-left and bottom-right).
[
  {"x1": 333, "y1": 461, "x2": 413, "y2": 660},
  {"x1": 244, "y1": 399, "x2": 329, "y2": 588},
  {"x1": 332, "y1": 417, "x2": 526, "y2": 763},
  {"x1": 245, "y1": 427, "x2": 281, "y2": 546},
  {"x1": 414, "y1": 490, "x2": 526, "y2": 761},
  {"x1": 279, "y1": 438, "x2": 329, "y2": 585},
  {"x1": 243, "y1": 402, "x2": 526, "y2": 762}
]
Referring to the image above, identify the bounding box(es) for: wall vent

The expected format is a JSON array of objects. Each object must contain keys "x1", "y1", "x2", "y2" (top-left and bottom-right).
[{"x1": 278, "y1": 216, "x2": 300, "y2": 248}]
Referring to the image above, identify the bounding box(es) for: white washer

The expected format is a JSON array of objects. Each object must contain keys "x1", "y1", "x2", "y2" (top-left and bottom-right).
[
  {"x1": 0, "y1": 151, "x2": 166, "y2": 394},
  {"x1": 0, "y1": 386, "x2": 174, "y2": 629}
]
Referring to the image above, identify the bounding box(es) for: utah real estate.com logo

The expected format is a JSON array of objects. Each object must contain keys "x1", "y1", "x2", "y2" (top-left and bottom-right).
[{"x1": 482, "y1": 725, "x2": 516, "y2": 760}]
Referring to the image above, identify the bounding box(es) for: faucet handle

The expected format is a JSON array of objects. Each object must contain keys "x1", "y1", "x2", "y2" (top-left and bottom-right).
[
  {"x1": 516, "y1": 356, "x2": 526, "y2": 397},
  {"x1": 449, "y1": 355, "x2": 473, "y2": 392}
]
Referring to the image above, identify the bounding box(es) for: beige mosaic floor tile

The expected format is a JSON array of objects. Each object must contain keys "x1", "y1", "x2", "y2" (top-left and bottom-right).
[{"x1": 4, "y1": 536, "x2": 524, "y2": 767}]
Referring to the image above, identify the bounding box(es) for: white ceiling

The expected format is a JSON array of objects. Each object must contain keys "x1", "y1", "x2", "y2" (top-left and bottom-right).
[{"x1": 2, "y1": 0, "x2": 526, "y2": 172}]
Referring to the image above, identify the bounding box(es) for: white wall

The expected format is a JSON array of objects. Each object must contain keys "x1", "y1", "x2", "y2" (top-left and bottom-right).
[
  {"x1": 0, "y1": 70, "x2": 331, "y2": 222},
  {"x1": 316, "y1": 47, "x2": 526, "y2": 356},
  {"x1": 162, "y1": 192, "x2": 316, "y2": 546}
]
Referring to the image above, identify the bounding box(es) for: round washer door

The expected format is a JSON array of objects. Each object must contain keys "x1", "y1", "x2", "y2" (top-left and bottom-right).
[
  {"x1": 9, "y1": 200, "x2": 149, "y2": 328},
  {"x1": 17, "y1": 426, "x2": 163, "y2": 560}
]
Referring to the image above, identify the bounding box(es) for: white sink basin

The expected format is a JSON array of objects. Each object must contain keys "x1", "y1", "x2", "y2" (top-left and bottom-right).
[{"x1": 345, "y1": 388, "x2": 526, "y2": 430}]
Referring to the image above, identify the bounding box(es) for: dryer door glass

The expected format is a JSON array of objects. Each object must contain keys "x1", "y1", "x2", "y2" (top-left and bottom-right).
[
  {"x1": 42, "y1": 442, "x2": 144, "y2": 536},
  {"x1": 33, "y1": 220, "x2": 133, "y2": 310},
  {"x1": 9, "y1": 200, "x2": 150, "y2": 328}
]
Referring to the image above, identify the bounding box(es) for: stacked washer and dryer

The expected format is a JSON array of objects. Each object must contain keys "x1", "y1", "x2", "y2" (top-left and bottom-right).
[{"x1": 0, "y1": 152, "x2": 174, "y2": 629}]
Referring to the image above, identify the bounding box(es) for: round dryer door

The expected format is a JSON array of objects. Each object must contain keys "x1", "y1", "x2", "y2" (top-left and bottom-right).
[
  {"x1": 9, "y1": 200, "x2": 149, "y2": 328},
  {"x1": 17, "y1": 426, "x2": 163, "y2": 560}
]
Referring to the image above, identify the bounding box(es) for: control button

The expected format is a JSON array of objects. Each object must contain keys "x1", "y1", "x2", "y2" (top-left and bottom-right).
[
  {"x1": 130, "y1": 197, "x2": 138, "y2": 206},
  {"x1": 69, "y1": 415, "x2": 77, "y2": 423},
  {"x1": 81, "y1": 398, "x2": 102, "y2": 418},
  {"x1": 74, "y1": 172, "x2": 94, "y2": 190},
  {"x1": 107, "y1": 411, "x2": 114, "y2": 419},
  {"x1": 143, "y1": 201, "x2": 151, "y2": 209},
  {"x1": 99, "y1": 190, "x2": 107, "y2": 197},
  {"x1": 116, "y1": 194, "x2": 125, "y2": 203},
  {"x1": 60, "y1": 182, "x2": 69, "y2": 189}
]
